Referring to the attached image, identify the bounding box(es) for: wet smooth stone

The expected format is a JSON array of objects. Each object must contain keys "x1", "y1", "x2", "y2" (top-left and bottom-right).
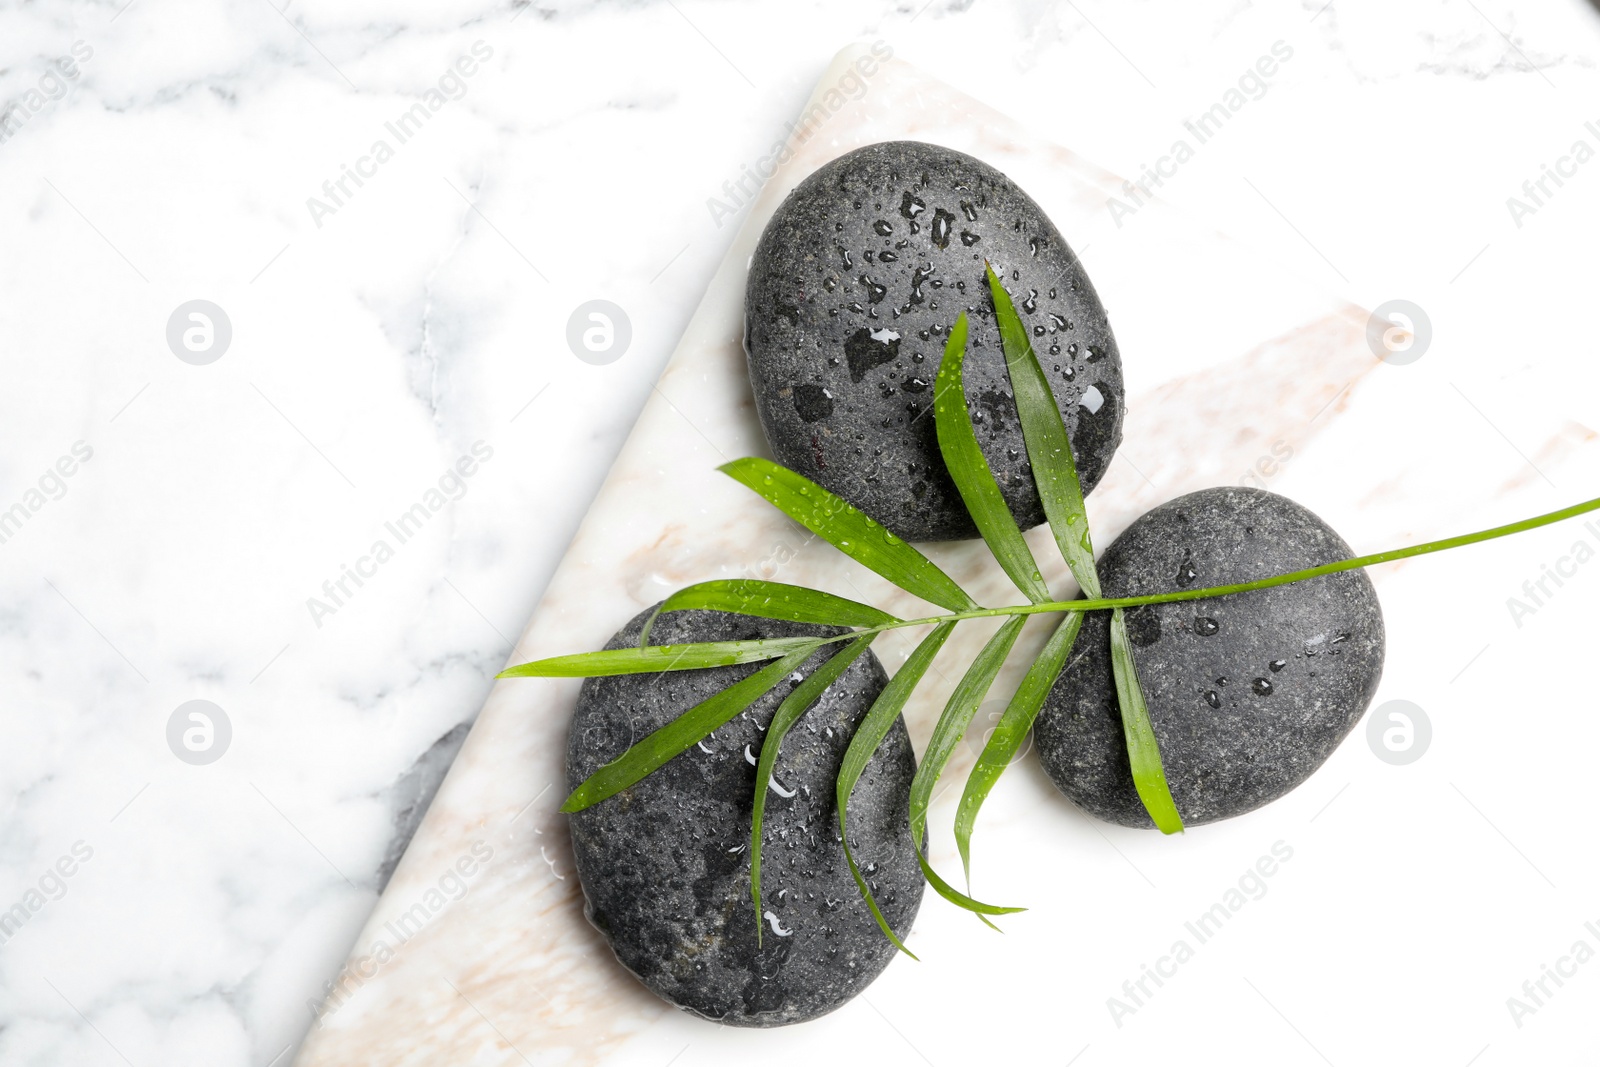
[
  {"x1": 565, "y1": 606, "x2": 924, "y2": 1026},
  {"x1": 1033, "y1": 487, "x2": 1385, "y2": 828},
  {"x1": 745, "y1": 140, "x2": 1124, "y2": 541}
]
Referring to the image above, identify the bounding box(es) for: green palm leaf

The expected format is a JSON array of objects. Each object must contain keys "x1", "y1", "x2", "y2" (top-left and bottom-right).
[
  {"x1": 836, "y1": 622, "x2": 956, "y2": 958},
  {"x1": 954, "y1": 612, "x2": 1084, "y2": 882},
  {"x1": 1111, "y1": 609, "x2": 1184, "y2": 833},
  {"x1": 907, "y1": 614, "x2": 1030, "y2": 921},
  {"x1": 560, "y1": 643, "x2": 818, "y2": 812},
  {"x1": 721, "y1": 457, "x2": 978, "y2": 613},
  {"x1": 641, "y1": 579, "x2": 897, "y2": 646},
  {"x1": 499, "y1": 636, "x2": 821, "y2": 679},
  {"x1": 934, "y1": 311, "x2": 1051, "y2": 604},
  {"x1": 986, "y1": 261, "x2": 1183, "y2": 835},
  {"x1": 984, "y1": 262, "x2": 1100, "y2": 598},
  {"x1": 750, "y1": 634, "x2": 876, "y2": 946}
]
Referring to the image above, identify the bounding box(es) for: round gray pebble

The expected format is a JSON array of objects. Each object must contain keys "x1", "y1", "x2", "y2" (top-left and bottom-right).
[
  {"x1": 565, "y1": 606, "x2": 924, "y2": 1026},
  {"x1": 1033, "y1": 487, "x2": 1385, "y2": 828},
  {"x1": 744, "y1": 140, "x2": 1124, "y2": 542}
]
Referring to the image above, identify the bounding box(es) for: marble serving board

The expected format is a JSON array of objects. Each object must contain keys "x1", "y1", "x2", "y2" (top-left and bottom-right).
[{"x1": 293, "y1": 42, "x2": 1393, "y2": 1067}]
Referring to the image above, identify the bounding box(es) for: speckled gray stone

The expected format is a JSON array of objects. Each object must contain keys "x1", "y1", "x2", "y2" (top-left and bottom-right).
[
  {"x1": 745, "y1": 140, "x2": 1124, "y2": 542},
  {"x1": 1033, "y1": 487, "x2": 1385, "y2": 828},
  {"x1": 565, "y1": 606, "x2": 924, "y2": 1027}
]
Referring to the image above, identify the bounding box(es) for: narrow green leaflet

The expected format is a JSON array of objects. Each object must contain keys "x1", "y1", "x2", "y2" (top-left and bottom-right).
[
  {"x1": 499, "y1": 636, "x2": 821, "y2": 679},
  {"x1": 985, "y1": 262, "x2": 1100, "y2": 598},
  {"x1": 989, "y1": 261, "x2": 1181, "y2": 834},
  {"x1": 954, "y1": 612, "x2": 1084, "y2": 883},
  {"x1": 751, "y1": 634, "x2": 876, "y2": 946},
  {"x1": 721, "y1": 457, "x2": 979, "y2": 613},
  {"x1": 560, "y1": 644, "x2": 818, "y2": 812},
  {"x1": 837, "y1": 622, "x2": 957, "y2": 958},
  {"x1": 641, "y1": 579, "x2": 897, "y2": 646},
  {"x1": 1110, "y1": 609, "x2": 1184, "y2": 834},
  {"x1": 907, "y1": 615, "x2": 1029, "y2": 920},
  {"x1": 934, "y1": 311, "x2": 1051, "y2": 605}
]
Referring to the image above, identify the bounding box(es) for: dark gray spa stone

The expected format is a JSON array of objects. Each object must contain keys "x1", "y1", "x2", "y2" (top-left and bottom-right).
[
  {"x1": 1033, "y1": 487, "x2": 1385, "y2": 828},
  {"x1": 565, "y1": 606, "x2": 924, "y2": 1027},
  {"x1": 745, "y1": 140, "x2": 1123, "y2": 542}
]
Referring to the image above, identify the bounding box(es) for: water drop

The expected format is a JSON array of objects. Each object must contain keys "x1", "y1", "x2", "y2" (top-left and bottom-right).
[
  {"x1": 1251, "y1": 678, "x2": 1274, "y2": 696},
  {"x1": 1193, "y1": 617, "x2": 1219, "y2": 637},
  {"x1": 1204, "y1": 690, "x2": 1221, "y2": 709},
  {"x1": 1269, "y1": 658, "x2": 1287, "y2": 673}
]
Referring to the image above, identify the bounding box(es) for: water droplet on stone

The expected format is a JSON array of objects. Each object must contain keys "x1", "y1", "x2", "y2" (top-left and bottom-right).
[{"x1": 1194, "y1": 617, "x2": 1219, "y2": 636}]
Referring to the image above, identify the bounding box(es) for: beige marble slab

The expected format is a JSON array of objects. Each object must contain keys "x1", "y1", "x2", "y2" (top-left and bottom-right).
[{"x1": 293, "y1": 41, "x2": 1383, "y2": 1067}]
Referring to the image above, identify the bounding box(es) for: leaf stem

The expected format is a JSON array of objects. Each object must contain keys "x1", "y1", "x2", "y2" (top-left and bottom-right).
[{"x1": 801, "y1": 494, "x2": 1600, "y2": 641}]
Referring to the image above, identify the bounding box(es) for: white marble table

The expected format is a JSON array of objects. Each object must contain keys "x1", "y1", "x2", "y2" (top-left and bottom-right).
[{"x1": 3, "y1": 3, "x2": 1600, "y2": 1065}]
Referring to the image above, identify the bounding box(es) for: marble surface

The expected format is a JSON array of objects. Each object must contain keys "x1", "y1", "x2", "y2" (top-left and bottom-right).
[{"x1": 3, "y1": 3, "x2": 1600, "y2": 1066}]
